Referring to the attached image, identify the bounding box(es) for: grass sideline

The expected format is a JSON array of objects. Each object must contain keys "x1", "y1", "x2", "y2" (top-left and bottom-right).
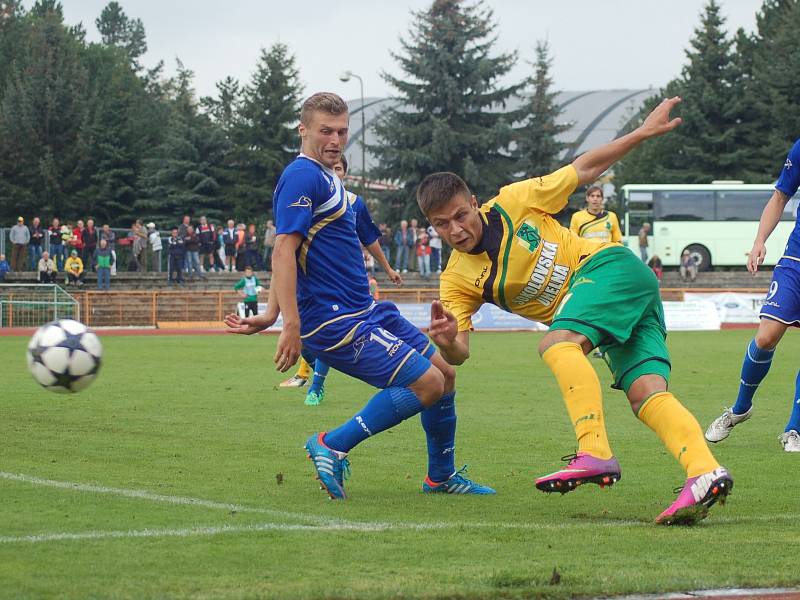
[{"x1": 1, "y1": 330, "x2": 799, "y2": 599}]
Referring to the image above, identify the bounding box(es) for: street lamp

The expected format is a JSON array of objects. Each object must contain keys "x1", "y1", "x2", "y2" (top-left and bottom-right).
[{"x1": 339, "y1": 70, "x2": 367, "y2": 195}]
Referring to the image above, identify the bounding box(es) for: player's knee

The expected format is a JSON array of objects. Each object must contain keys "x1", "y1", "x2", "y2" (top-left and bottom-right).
[
  {"x1": 626, "y1": 374, "x2": 667, "y2": 414},
  {"x1": 410, "y1": 366, "x2": 445, "y2": 407}
]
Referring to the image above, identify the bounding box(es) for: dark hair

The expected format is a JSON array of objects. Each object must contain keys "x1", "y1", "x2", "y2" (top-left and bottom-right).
[
  {"x1": 338, "y1": 154, "x2": 348, "y2": 174},
  {"x1": 300, "y1": 92, "x2": 348, "y2": 125},
  {"x1": 417, "y1": 172, "x2": 471, "y2": 216},
  {"x1": 585, "y1": 185, "x2": 603, "y2": 199}
]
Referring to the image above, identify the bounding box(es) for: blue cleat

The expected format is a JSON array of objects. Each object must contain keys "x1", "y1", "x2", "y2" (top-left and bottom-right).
[
  {"x1": 422, "y1": 465, "x2": 496, "y2": 495},
  {"x1": 304, "y1": 432, "x2": 350, "y2": 499}
]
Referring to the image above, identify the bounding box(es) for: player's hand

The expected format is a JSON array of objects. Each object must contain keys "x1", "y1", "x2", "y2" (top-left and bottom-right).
[
  {"x1": 747, "y1": 241, "x2": 767, "y2": 275},
  {"x1": 639, "y1": 96, "x2": 683, "y2": 139},
  {"x1": 428, "y1": 300, "x2": 458, "y2": 346},
  {"x1": 224, "y1": 313, "x2": 269, "y2": 335},
  {"x1": 274, "y1": 323, "x2": 301, "y2": 372},
  {"x1": 387, "y1": 268, "x2": 403, "y2": 285}
]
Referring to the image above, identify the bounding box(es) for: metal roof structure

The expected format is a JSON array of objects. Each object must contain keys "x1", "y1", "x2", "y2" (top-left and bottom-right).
[{"x1": 343, "y1": 89, "x2": 659, "y2": 175}]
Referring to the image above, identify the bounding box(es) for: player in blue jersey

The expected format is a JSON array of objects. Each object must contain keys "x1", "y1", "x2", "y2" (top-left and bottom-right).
[
  {"x1": 227, "y1": 92, "x2": 495, "y2": 498},
  {"x1": 705, "y1": 138, "x2": 800, "y2": 452},
  {"x1": 302, "y1": 154, "x2": 402, "y2": 406}
]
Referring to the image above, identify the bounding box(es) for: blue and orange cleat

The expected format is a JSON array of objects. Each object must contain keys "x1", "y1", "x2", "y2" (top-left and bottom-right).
[
  {"x1": 656, "y1": 466, "x2": 733, "y2": 525},
  {"x1": 422, "y1": 465, "x2": 496, "y2": 495},
  {"x1": 304, "y1": 432, "x2": 350, "y2": 500},
  {"x1": 535, "y1": 452, "x2": 621, "y2": 494}
]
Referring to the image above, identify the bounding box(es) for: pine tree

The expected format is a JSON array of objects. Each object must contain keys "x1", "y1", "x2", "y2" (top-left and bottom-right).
[
  {"x1": 372, "y1": 0, "x2": 521, "y2": 221},
  {"x1": 514, "y1": 40, "x2": 570, "y2": 179},
  {"x1": 96, "y1": 1, "x2": 146, "y2": 68},
  {"x1": 224, "y1": 43, "x2": 303, "y2": 217}
]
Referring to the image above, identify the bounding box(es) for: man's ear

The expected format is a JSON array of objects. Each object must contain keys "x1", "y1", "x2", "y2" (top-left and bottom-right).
[{"x1": 470, "y1": 194, "x2": 478, "y2": 208}]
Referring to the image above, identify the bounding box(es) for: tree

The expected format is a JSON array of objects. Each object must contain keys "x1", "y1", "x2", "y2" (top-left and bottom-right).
[
  {"x1": 371, "y1": 0, "x2": 521, "y2": 221},
  {"x1": 222, "y1": 43, "x2": 303, "y2": 217},
  {"x1": 95, "y1": 1, "x2": 146, "y2": 68},
  {"x1": 514, "y1": 40, "x2": 570, "y2": 179}
]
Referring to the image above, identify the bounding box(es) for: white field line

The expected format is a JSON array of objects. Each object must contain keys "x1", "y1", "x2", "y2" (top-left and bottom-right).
[{"x1": 0, "y1": 471, "x2": 347, "y2": 527}]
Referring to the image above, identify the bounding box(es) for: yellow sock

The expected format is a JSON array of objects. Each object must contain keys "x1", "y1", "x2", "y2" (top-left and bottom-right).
[
  {"x1": 637, "y1": 391, "x2": 719, "y2": 478},
  {"x1": 296, "y1": 357, "x2": 312, "y2": 379},
  {"x1": 542, "y1": 342, "x2": 613, "y2": 460}
]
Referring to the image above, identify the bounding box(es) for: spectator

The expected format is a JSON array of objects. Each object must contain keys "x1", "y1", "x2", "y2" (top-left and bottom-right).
[
  {"x1": 222, "y1": 219, "x2": 237, "y2": 272},
  {"x1": 130, "y1": 220, "x2": 147, "y2": 271},
  {"x1": 10, "y1": 216, "x2": 30, "y2": 271},
  {"x1": 244, "y1": 223, "x2": 261, "y2": 269},
  {"x1": 37, "y1": 250, "x2": 57, "y2": 283},
  {"x1": 234, "y1": 265, "x2": 261, "y2": 317},
  {"x1": 235, "y1": 223, "x2": 246, "y2": 271},
  {"x1": 100, "y1": 224, "x2": 117, "y2": 275},
  {"x1": 427, "y1": 225, "x2": 442, "y2": 273},
  {"x1": 147, "y1": 223, "x2": 162, "y2": 273},
  {"x1": 648, "y1": 254, "x2": 664, "y2": 283},
  {"x1": 393, "y1": 220, "x2": 412, "y2": 273},
  {"x1": 379, "y1": 223, "x2": 391, "y2": 270},
  {"x1": 28, "y1": 216, "x2": 44, "y2": 271},
  {"x1": 184, "y1": 224, "x2": 205, "y2": 279},
  {"x1": 408, "y1": 218, "x2": 420, "y2": 271},
  {"x1": 416, "y1": 230, "x2": 431, "y2": 278},
  {"x1": 94, "y1": 238, "x2": 113, "y2": 290},
  {"x1": 263, "y1": 219, "x2": 276, "y2": 270},
  {"x1": 167, "y1": 227, "x2": 185, "y2": 285},
  {"x1": 178, "y1": 215, "x2": 192, "y2": 272},
  {"x1": 82, "y1": 218, "x2": 98, "y2": 272},
  {"x1": 638, "y1": 222, "x2": 651, "y2": 262},
  {"x1": 70, "y1": 220, "x2": 85, "y2": 258},
  {"x1": 60, "y1": 222, "x2": 73, "y2": 256},
  {"x1": 363, "y1": 246, "x2": 375, "y2": 274},
  {"x1": 212, "y1": 222, "x2": 225, "y2": 272},
  {"x1": 64, "y1": 250, "x2": 84, "y2": 286},
  {"x1": 197, "y1": 216, "x2": 215, "y2": 272},
  {"x1": 680, "y1": 250, "x2": 698, "y2": 282},
  {"x1": 48, "y1": 218, "x2": 65, "y2": 271},
  {"x1": 0, "y1": 254, "x2": 8, "y2": 281}
]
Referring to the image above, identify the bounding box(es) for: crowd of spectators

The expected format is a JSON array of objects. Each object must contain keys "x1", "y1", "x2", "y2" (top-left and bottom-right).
[{"x1": 2, "y1": 214, "x2": 450, "y2": 287}]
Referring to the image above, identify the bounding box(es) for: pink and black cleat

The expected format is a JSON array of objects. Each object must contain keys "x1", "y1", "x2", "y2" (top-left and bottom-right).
[
  {"x1": 656, "y1": 466, "x2": 733, "y2": 526},
  {"x1": 535, "y1": 452, "x2": 621, "y2": 494}
]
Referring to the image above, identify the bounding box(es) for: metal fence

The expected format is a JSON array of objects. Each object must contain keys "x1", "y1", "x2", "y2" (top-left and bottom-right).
[{"x1": 0, "y1": 284, "x2": 80, "y2": 327}]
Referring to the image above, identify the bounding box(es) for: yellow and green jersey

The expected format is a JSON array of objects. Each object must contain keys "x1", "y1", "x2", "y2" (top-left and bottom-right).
[
  {"x1": 440, "y1": 165, "x2": 619, "y2": 330},
  {"x1": 569, "y1": 208, "x2": 622, "y2": 243}
]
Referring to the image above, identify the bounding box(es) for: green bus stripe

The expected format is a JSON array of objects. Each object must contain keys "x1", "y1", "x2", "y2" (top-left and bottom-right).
[{"x1": 491, "y1": 203, "x2": 514, "y2": 312}]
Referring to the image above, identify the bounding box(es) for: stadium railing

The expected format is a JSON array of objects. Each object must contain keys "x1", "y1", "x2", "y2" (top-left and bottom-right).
[{"x1": 0, "y1": 284, "x2": 80, "y2": 327}]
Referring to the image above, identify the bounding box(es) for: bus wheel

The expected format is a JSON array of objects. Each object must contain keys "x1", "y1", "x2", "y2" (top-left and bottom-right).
[{"x1": 685, "y1": 244, "x2": 712, "y2": 271}]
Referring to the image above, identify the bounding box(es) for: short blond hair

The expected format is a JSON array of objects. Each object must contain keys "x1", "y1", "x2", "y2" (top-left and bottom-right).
[{"x1": 300, "y1": 92, "x2": 348, "y2": 125}]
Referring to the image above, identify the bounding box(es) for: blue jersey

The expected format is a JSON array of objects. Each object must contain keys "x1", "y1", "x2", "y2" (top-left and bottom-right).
[
  {"x1": 347, "y1": 190, "x2": 382, "y2": 247},
  {"x1": 273, "y1": 155, "x2": 374, "y2": 336},
  {"x1": 776, "y1": 138, "x2": 800, "y2": 260}
]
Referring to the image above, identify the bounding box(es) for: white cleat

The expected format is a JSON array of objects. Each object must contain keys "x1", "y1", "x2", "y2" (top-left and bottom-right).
[
  {"x1": 279, "y1": 375, "x2": 308, "y2": 388},
  {"x1": 779, "y1": 430, "x2": 800, "y2": 452},
  {"x1": 705, "y1": 406, "x2": 753, "y2": 443}
]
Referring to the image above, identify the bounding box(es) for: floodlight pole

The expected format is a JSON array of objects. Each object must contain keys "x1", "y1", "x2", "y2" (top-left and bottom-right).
[{"x1": 339, "y1": 70, "x2": 367, "y2": 196}]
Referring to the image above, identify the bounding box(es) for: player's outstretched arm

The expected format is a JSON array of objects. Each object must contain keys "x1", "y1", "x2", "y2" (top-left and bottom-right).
[
  {"x1": 572, "y1": 96, "x2": 683, "y2": 186},
  {"x1": 366, "y1": 240, "x2": 402, "y2": 285},
  {"x1": 224, "y1": 285, "x2": 280, "y2": 334},
  {"x1": 748, "y1": 190, "x2": 790, "y2": 274},
  {"x1": 428, "y1": 300, "x2": 470, "y2": 365},
  {"x1": 272, "y1": 233, "x2": 303, "y2": 372}
]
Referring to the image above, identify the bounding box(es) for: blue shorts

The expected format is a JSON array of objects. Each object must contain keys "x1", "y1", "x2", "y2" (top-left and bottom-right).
[
  {"x1": 301, "y1": 302, "x2": 434, "y2": 389},
  {"x1": 760, "y1": 259, "x2": 800, "y2": 327}
]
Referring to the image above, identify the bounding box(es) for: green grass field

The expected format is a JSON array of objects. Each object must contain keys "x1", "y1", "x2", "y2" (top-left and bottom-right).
[{"x1": 1, "y1": 329, "x2": 799, "y2": 599}]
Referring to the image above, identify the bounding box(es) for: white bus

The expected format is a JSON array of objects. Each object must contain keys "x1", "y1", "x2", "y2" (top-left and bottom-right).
[{"x1": 620, "y1": 183, "x2": 800, "y2": 270}]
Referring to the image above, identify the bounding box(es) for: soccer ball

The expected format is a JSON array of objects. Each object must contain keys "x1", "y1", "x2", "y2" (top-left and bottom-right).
[{"x1": 26, "y1": 319, "x2": 103, "y2": 393}]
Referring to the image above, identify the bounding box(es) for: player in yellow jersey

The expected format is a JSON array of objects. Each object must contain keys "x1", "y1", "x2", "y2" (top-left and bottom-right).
[
  {"x1": 417, "y1": 97, "x2": 732, "y2": 525},
  {"x1": 569, "y1": 186, "x2": 622, "y2": 243}
]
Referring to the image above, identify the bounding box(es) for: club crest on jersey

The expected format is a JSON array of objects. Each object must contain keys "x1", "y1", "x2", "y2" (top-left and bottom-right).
[
  {"x1": 786, "y1": 158, "x2": 793, "y2": 170},
  {"x1": 289, "y1": 196, "x2": 312, "y2": 208},
  {"x1": 515, "y1": 222, "x2": 541, "y2": 252}
]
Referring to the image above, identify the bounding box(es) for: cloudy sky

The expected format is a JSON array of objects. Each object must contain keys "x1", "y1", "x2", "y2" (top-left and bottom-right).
[{"x1": 59, "y1": 0, "x2": 764, "y2": 101}]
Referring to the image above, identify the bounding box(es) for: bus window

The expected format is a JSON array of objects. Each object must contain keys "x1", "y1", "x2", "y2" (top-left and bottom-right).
[
  {"x1": 716, "y1": 190, "x2": 790, "y2": 221},
  {"x1": 654, "y1": 191, "x2": 714, "y2": 221}
]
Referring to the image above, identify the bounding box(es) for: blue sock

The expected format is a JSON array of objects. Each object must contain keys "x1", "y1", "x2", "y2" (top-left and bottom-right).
[
  {"x1": 787, "y1": 370, "x2": 800, "y2": 433},
  {"x1": 733, "y1": 339, "x2": 775, "y2": 415},
  {"x1": 324, "y1": 387, "x2": 424, "y2": 453},
  {"x1": 421, "y1": 392, "x2": 457, "y2": 483},
  {"x1": 309, "y1": 359, "x2": 330, "y2": 394}
]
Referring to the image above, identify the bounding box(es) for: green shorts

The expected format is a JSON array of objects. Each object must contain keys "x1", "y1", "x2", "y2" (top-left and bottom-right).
[{"x1": 549, "y1": 246, "x2": 671, "y2": 393}]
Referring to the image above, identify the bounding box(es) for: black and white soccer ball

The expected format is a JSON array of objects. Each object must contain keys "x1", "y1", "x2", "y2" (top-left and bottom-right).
[{"x1": 26, "y1": 319, "x2": 103, "y2": 393}]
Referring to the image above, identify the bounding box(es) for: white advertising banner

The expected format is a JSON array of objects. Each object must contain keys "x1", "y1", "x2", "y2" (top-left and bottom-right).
[
  {"x1": 684, "y1": 292, "x2": 765, "y2": 324},
  {"x1": 662, "y1": 299, "x2": 721, "y2": 331}
]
